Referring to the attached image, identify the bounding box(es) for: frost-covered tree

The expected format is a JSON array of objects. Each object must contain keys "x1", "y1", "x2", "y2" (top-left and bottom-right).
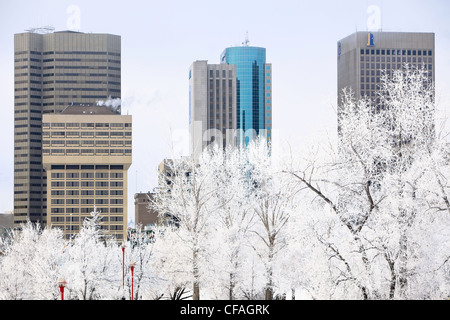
[
  {"x1": 61, "y1": 209, "x2": 122, "y2": 300},
  {"x1": 125, "y1": 225, "x2": 159, "y2": 300},
  {"x1": 203, "y1": 145, "x2": 256, "y2": 300},
  {"x1": 246, "y1": 139, "x2": 298, "y2": 300},
  {"x1": 0, "y1": 222, "x2": 65, "y2": 300},
  {"x1": 152, "y1": 151, "x2": 225, "y2": 300},
  {"x1": 284, "y1": 66, "x2": 450, "y2": 299}
]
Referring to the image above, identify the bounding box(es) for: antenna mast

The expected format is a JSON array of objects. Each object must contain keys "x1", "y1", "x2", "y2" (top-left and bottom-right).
[{"x1": 242, "y1": 31, "x2": 250, "y2": 46}]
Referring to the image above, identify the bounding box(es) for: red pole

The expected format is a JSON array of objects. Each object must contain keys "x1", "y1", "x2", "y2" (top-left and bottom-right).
[
  {"x1": 58, "y1": 278, "x2": 67, "y2": 300},
  {"x1": 129, "y1": 262, "x2": 136, "y2": 300},
  {"x1": 122, "y1": 245, "x2": 125, "y2": 288},
  {"x1": 131, "y1": 266, "x2": 134, "y2": 300},
  {"x1": 60, "y1": 286, "x2": 65, "y2": 300}
]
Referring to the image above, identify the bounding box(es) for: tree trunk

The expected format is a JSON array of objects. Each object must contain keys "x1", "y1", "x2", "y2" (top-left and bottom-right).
[
  {"x1": 193, "y1": 282, "x2": 200, "y2": 300},
  {"x1": 229, "y1": 272, "x2": 235, "y2": 300},
  {"x1": 193, "y1": 249, "x2": 200, "y2": 300},
  {"x1": 398, "y1": 229, "x2": 408, "y2": 298}
]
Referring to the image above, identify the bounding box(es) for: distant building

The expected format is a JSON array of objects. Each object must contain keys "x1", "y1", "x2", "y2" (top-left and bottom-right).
[
  {"x1": 189, "y1": 42, "x2": 272, "y2": 159},
  {"x1": 189, "y1": 61, "x2": 237, "y2": 159},
  {"x1": 337, "y1": 31, "x2": 435, "y2": 119},
  {"x1": 42, "y1": 104, "x2": 132, "y2": 241},
  {"x1": 0, "y1": 212, "x2": 14, "y2": 240},
  {"x1": 221, "y1": 45, "x2": 272, "y2": 145},
  {"x1": 14, "y1": 30, "x2": 121, "y2": 229},
  {"x1": 134, "y1": 192, "x2": 159, "y2": 228}
]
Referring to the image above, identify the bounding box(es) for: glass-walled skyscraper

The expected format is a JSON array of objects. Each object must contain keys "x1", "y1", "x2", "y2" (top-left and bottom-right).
[{"x1": 221, "y1": 46, "x2": 272, "y2": 145}]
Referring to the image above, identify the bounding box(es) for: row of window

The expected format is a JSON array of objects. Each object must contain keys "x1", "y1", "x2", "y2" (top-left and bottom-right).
[
  {"x1": 51, "y1": 198, "x2": 124, "y2": 204},
  {"x1": 51, "y1": 181, "x2": 124, "y2": 187},
  {"x1": 41, "y1": 94, "x2": 118, "y2": 99},
  {"x1": 361, "y1": 63, "x2": 433, "y2": 71},
  {"x1": 51, "y1": 172, "x2": 123, "y2": 179},
  {"x1": 50, "y1": 207, "x2": 123, "y2": 214},
  {"x1": 44, "y1": 131, "x2": 132, "y2": 138},
  {"x1": 50, "y1": 215, "x2": 123, "y2": 222},
  {"x1": 41, "y1": 51, "x2": 120, "y2": 56},
  {"x1": 51, "y1": 224, "x2": 124, "y2": 232},
  {"x1": 51, "y1": 189, "x2": 123, "y2": 195},
  {"x1": 361, "y1": 55, "x2": 432, "y2": 63},
  {"x1": 209, "y1": 69, "x2": 234, "y2": 78},
  {"x1": 50, "y1": 164, "x2": 123, "y2": 170},
  {"x1": 43, "y1": 149, "x2": 132, "y2": 155},
  {"x1": 44, "y1": 140, "x2": 131, "y2": 146},
  {"x1": 361, "y1": 49, "x2": 433, "y2": 56},
  {"x1": 44, "y1": 122, "x2": 131, "y2": 128}
]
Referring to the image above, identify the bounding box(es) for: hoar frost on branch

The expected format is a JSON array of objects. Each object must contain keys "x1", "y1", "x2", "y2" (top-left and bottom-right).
[
  {"x1": 1, "y1": 66, "x2": 450, "y2": 300},
  {"x1": 284, "y1": 66, "x2": 450, "y2": 299}
]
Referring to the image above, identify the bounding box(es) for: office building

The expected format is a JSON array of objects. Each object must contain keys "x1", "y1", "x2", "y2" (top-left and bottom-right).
[
  {"x1": 14, "y1": 30, "x2": 121, "y2": 228},
  {"x1": 337, "y1": 31, "x2": 435, "y2": 107},
  {"x1": 221, "y1": 45, "x2": 272, "y2": 145},
  {"x1": 189, "y1": 43, "x2": 272, "y2": 159},
  {"x1": 42, "y1": 104, "x2": 131, "y2": 240},
  {"x1": 189, "y1": 61, "x2": 237, "y2": 159}
]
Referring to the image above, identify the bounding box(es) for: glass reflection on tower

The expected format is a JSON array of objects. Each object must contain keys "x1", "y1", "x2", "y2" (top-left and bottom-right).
[{"x1": 221, "y1": 46, "x2": 270, "y2": 146}]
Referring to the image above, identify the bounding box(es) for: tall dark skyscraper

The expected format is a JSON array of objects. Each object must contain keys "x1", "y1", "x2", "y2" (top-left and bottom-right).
[{"x1": 14, "y1": 30, "x2": 121, "y2": 228}]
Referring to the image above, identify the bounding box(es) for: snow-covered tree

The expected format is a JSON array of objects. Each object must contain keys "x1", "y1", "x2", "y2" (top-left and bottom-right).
[
  {"x1": 152, "y1": 150, "x2": 225, "y2": 300},
  {"x1": 61, "y1": 209, "x2": 122, "y2": 300},
  {"x1": 246, "y1": 139, "x2": 298, "y2": 300},
  {"x1": 284, "y1": 66, "x2": 450, "y2": 299},
  {"x1": 0, "y1": 222, "x2": 65, "y2": 299}
]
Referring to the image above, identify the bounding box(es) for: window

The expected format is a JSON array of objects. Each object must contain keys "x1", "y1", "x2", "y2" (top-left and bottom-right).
[{"x1": 66, "y1": 173, "x2": 79, "y2": 179}]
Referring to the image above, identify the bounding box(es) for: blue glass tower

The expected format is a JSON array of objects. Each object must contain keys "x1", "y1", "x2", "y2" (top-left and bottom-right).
[{"x1": 221, "y1": 46, "x2": 272, "y2": 145}]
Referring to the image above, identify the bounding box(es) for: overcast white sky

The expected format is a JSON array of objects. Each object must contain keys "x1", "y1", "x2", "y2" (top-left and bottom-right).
[{"x1": 0, "y1": 0, "x2": 449, "y2": 224}]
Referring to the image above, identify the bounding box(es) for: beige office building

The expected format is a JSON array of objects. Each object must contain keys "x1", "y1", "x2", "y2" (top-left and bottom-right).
[
  {"x1": 337, "y1": 31, "x2": 435, "y2": 106},
  {"x1": 14, "y1": 30, "x2": 120, "y2": 228},
  {"x1": 42, "y1": 105, "x2": 131, "y2": 240}
]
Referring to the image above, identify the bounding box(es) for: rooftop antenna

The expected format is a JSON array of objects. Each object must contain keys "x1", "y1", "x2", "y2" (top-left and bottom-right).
[
  {"x1": 242, "y1": 31, "x2": 250, "y2": 46},
  {"x1": 25, "y1": 25, "x2": 55, "y2": 34}
]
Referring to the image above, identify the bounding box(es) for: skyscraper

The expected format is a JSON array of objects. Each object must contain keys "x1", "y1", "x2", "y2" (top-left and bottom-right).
[
  {"x1": 221, "y1": 45, "x2": 272, "y2": 146},
  {"x1": 189, "y1": 42, "x2": 272, "y2": 159},
  {"x1": 337, "y1": 31, "x2": 435, "y2": 106},
  {"x1": 14, "y1": 30, "x2": 121, "y2": 228},
  {"x1": 189, "y1": 61, "x2": 237, "y2": 159}
]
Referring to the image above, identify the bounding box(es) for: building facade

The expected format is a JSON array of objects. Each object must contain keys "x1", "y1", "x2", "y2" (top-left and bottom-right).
[
  {"x1": 14, "y1": 30, "x2": 121, "y2": 228},
  {"x1": 189, "y1": 61, "x2": 237, "y2": 159},
  {"x1": 42, "y1": 105, "x2": 131, "y2": 240},
  {"x1": 337, "y1": 31, "x2": 435, "y2": 106},
  {"x1": 221, "y1": 46, "x2": 272, "y2": 146},
  {"x1": 189, "y1": 44, "x2": 272, "y2": 159},
  {"x1": 134, "y1": 192, "x2": 160, "y2": 228}
]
